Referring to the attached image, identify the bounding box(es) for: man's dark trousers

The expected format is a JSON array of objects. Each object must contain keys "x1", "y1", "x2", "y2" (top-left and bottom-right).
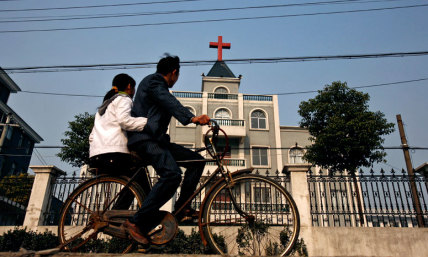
[{"x1": 129, "y1": 140, "x2": 205, "y2": 229}]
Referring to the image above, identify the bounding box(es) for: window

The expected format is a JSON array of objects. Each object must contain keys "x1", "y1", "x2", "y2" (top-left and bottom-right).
[
  {"x1": 252, "y1": 147, "x2": 269, "y2": 166},
  {"x1": 214, "y1": 137, "x2": 240, "y2": 158},
  {"x1": 289, "y1": 147, "x2": 305, "y2": 164},
  {"x1": 254, "y1": 187, "x2": 271, "y2": 203},
  {"x1": 6, "y1": 127, "x2": 13, "y2": 140},
  {"x1": 214, "y1": 108, "x2": 231, "y2": 119},
  {"x1": 251, "y1": 110, "x2": 267, "y2": 129},
  {"x1": 10, "y1": 162, "x2": 16, "y2": 175},
  {"x1": 214, "y1": 87, "x2": 228, "y2": 94},
  {"x1": 0, "y1": 157, "x2": 4, "y2": 174},
  {"x1": 25, "y1": 140, "x2": 32, "y2": 155},
  {"x1": 18, "y1": 134, "x2": 24, "y2": 148}
]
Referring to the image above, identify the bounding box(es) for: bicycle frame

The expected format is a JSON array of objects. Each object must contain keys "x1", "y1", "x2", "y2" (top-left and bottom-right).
[{"x1": 96, "y1": 121, "x2": 254, "y2": 245}]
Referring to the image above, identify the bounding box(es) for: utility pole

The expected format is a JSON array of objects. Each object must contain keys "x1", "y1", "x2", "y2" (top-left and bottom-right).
[
  {"x1": 0, "y1": 114, "x2": 12, "y2": 152},
  {"x1": 396, "y1": 114, "x2": 424, "y2": 227}
]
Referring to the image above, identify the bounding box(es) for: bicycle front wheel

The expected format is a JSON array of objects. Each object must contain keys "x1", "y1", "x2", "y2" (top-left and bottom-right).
[
  {"x1": 58, "y1": 176, "x2": 145, "y2": 252},
  {"x1": 201, "y1": 174, "x2": 299, "y2": 256}
]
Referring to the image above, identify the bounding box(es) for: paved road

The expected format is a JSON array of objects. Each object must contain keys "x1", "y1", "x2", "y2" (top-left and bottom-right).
[{"x1": 1, "y1": 252, "x2": 225, "y2": 257}]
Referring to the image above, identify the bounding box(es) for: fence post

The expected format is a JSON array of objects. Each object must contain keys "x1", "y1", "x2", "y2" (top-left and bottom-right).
[
  {"x1": 23, "y1": 166, "x2": 66, "y2": 229},
  {"x1": 285, "y1": 163, "x2": 313, "y2": 228}
]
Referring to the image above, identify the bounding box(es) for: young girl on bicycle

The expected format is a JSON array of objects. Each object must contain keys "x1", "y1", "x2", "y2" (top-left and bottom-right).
[{"x1": 89, "y1": 73, "x2": 147, "y2": 173}]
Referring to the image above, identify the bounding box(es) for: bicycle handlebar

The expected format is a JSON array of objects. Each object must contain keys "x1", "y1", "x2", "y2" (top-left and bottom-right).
[{"x1": 203, "y1": 119, "x2": 229, "y2": 161}]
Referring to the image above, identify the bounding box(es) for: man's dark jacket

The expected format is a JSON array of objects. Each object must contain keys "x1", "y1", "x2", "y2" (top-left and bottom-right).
[{"x1": 127, "y1": 73, "x2": 194, "y2": 147}]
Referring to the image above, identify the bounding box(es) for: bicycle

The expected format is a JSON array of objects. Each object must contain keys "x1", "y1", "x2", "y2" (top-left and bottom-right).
[{"x1": 57, "y1": 120, "x2": 300, "y2": 256}]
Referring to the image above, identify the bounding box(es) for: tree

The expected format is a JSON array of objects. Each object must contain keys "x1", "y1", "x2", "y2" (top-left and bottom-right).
[
  {"x1": 298, "y1": 81, "x2": 395, "y2": 172},
  {"x1": 57, "y1": 112, "x2": 94, "y2": 167}
]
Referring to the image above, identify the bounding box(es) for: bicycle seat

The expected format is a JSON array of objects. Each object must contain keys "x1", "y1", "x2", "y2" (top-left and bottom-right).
[{"x1": 88, "y1": 153, "x2": 138, "y2": 175}]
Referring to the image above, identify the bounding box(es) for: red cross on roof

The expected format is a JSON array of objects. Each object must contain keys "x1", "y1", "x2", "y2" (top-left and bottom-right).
[{"x1": 209, "y1": 36, "x2": 231, "y2": 61}]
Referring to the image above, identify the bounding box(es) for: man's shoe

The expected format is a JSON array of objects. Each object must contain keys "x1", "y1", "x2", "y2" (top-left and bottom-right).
[
  {"x1": 123, "y1": 220, "x2": 149, "y2": 245},
  {"x1": 176, "y1": 208, "x2": 199, "y2": 223}
]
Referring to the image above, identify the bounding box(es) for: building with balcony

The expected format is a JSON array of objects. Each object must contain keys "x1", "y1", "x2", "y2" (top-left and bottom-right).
[
  {"x1": 0, "y1": 68, "x2": 43, "y2": 177},
  {"x1": 168, "y1": 59, "x2": 312, "y2": 175}
]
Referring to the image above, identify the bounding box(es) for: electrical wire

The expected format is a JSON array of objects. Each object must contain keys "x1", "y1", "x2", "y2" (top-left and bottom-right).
[
  {"x1": 34, "y1": 148, "x2": 48, "y2": 165},
  {"x1": 33, "y1": 145, "x2": 428, "y2": 150},
  {"x1": 0, "y1": 0, "x2": 408, "y2": 23},
  {"x1": 16, "y1": 76, "x2": 428, "y2": 98},
  {"x1": 4, "y1": 50, "x2": 428, "y2": 73},
  {"x1": 20, "y1": 91, "x2": 103, "y2": 97},
  {"x1": 274, "y1": 77, "x2": 428, "y2": 96},
  {"x1": 0, "y1": 3, "x2": 427, "y2": 33},
  {"x1": 0, "y1": 0, "x2": 207, "y2": 13}
]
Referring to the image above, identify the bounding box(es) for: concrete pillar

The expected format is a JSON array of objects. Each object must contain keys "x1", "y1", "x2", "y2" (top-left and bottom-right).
[
  {"x1": 238, "y1": 93, "x2": 243, "y2": 119},
  {"x1": 272, "y1": 95, "x2": 283, "y2": 172},
  {"x1": 285, "y1": 163, "x2": 315, "y2": 255},
  {"x1": 285, "y1": 163, "x2": 312, "y2": 228},
  {"x1": 23, "y1": 165, "x2": 66, "y2": 229}
]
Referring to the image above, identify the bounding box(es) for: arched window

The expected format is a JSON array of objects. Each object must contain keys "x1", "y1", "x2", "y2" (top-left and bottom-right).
[
  {"x1": 251, "y1": 110, "x2": 267, "y2": 129},
  {"x1": 215, "y1": 108, "x2": 231, "y2": 119},
  {"x1": 214, "y1": 86, "x2": 228, "y2": 94},
  {"x1": 289, "y1": 147, "x2": 305, "y2": 164}
]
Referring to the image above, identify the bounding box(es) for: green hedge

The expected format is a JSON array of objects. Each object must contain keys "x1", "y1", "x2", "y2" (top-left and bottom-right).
[
  {"x1": 0, "y1": 228, "x2": 306, "y2": 255},
  {"x1": 0, "y1": 228, "x2": 57, "y2": 251},
  {"x1": 0, "y1": 228, "x2": 215, "y2": 253}
]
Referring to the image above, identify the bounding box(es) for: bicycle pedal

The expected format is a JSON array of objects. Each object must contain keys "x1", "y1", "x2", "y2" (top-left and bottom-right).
[
  {"x1": 137, "y1": 245, "x2": 151, "y2": 253},
  {"x1": 148, "y1": 224, "x2": 163, "y2": 236}
]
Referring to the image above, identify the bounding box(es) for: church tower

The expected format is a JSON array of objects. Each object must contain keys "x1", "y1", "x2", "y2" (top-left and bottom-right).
[{"x1": 169, "y1": 36, "x2": 312, "y2": 177}]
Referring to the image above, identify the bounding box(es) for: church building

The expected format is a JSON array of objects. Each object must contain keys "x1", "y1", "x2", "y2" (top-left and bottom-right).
[{"x1": 168, "y1": 36, "x2": 311, "y2": 175}]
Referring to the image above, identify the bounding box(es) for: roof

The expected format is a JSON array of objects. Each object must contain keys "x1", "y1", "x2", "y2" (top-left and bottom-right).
[
  {"x1": 0, "y1": 102, "x2": 43, "y2": 143},
  {"x1": 206, "y1": 61, "x2": 236, "y2": 78},
  {"x1": 0, "y1": 68, "x2": 21, "y2": 93}
]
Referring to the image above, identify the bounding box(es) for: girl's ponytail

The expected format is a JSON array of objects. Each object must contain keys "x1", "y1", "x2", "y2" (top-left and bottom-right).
[{"x1": 102, "y1": 86, "x2": 118, "y2": 103}]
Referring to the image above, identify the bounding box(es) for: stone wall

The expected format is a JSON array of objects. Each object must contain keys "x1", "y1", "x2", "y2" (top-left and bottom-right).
[{"x1": 300, "y1": 227, "x2": 428, "y2": 257}]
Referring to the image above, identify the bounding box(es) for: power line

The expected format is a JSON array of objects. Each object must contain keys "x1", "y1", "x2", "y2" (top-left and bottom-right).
[
  {"x1": 1, "y1": 3, "x2": 427, "y2": 33},
  {"x1": 20, "y1": 91, "x2": 104, "y2": 98},
  {"x1": 4, "y1": 50, "x2": 428, "y2": 73},
  {"x1": 33, "y1": 145, "x2": 428, "y2": 150},
  {"x1": 274, "y1": 77, "x2": 428, "y2": 96},
  {"x1": 18, "y1": 76, "x2": 428, "y2": 98},
  {"x1": 0, "y1": 0, "x2": 206, "y2": 13},
  {"x1": 0, "y1": 0, "x2": 405, "y2": 23},
  {"x1": 34, "y1": 148, "x2": 48, "y2": 165}
]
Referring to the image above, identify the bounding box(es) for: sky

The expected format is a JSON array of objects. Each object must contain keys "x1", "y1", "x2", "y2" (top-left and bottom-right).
[{"x1": 0, "y1": 0, "x2": 427, "y2": 175}]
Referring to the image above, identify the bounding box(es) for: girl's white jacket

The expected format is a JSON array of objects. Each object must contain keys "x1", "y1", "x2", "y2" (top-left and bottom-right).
[{"x1": 89, "y1": 94, "x2": 147, "y2": 158}]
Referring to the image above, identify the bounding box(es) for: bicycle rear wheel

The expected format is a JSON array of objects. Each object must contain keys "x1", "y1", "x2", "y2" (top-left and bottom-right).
[
  {"x1": 58, "y1": 176, "x2": 145, "y2": 253},
  {"x1": 201, "y1": 174, "x2": 299, "y2": 256}
]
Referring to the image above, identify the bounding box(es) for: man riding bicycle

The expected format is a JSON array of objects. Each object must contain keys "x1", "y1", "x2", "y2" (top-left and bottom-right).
[{"x1": 124, "y1": 54, "x2": 210, "y2": 245}]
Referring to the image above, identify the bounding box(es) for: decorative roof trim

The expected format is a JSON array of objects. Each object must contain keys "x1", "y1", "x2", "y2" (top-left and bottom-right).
[
  {"x1": 0, "y1": 68, "x2": 21, "y2": 93},
  {"x1": 206, "y1": 61, "x2": 236, "y2": 78},
  {"x1": 0, "y1": 102, "x2": 43, "y2": 143}
]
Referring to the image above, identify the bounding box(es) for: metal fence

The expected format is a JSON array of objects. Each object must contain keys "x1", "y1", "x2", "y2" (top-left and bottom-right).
[
  {"x1": 243, "y1": 95, "x2": 273, "y2": 101},
  {"x1": 172, "y1": 91, "x2": 202, "y2": 98},
  {"x1": 308, "y1": 169, "x2": 428, "y2": 227},
  {"x1": 212, "y1": 119, "x2": 245, "y2": 127},
  {"x1": 43, "y1": 174, "x2": 87, "y2": 225},
  {"x1": 187, "y1": 169, "x2": 291, "y2": 215},
  {"x1": 42, "y1": 170, "x2": 290, "y2": 226},
  {"x1": 207, "y1": 93, "x2": 238, "y2": 100}
]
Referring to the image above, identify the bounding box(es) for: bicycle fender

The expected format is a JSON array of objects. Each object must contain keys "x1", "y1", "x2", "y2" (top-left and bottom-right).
[{"x1": 197, "y1": 167, "x2": 253, "y2": 246}]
